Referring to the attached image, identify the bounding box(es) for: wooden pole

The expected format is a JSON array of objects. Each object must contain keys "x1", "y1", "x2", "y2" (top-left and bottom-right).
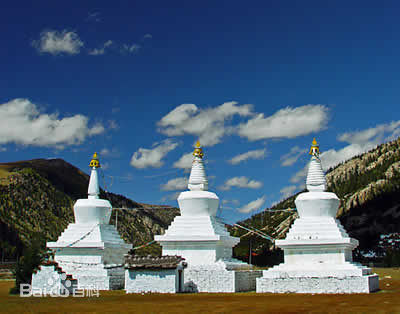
[{"x1": 249, "y1": 238, "x2": 252, "y2": 265}]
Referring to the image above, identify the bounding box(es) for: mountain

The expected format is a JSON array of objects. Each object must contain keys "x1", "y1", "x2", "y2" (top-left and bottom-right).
[
  {"x1": 0, "y1": 159, "x2": 179, "y2": 261},
  {"x1": 230, "y1": 137, "x2": 400, "y2": 264},
  {"x1": 2, "y1": 137, "x2": 400, "y2": 265}
]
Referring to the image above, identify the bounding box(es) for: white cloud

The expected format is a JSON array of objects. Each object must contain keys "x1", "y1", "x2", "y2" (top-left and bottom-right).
[
  {"x1": 85, "y1": 12, "x2": 101, "y2": 22},
  {"x1": 100, "y1": 148, "x2": 110, "y2": 156},
  {"x1": 88, "y1": 40, "x2": 113, "y2": 56},
  {"x1": 173, "y1": 152, "x2": 193, "y2": 169},
  {"x1": 228, "y1": 148, "x2": 266, "y2": 165},
  {"x1": 32, "y1": 30, "x2": 84, "y2": 55},
  {"x1": 238, "y1": 196, "x2": 266, "y2": 214},
  {"x1": 280, "y1": 185, "x2": 297, "y2": 199},
  {"x1": 162, "y1": 191, "x2": 181, "y2": 201},
  {"x1": 289, "y1": 120, "x2": 400, "y2": 184},
  {"x1": 290, "y1": 166, "x2": 308, "y2": 184},
  {"x1": 143, "y1": 34, "x2": 153, "y2": 39},
  {"x1": 339, "y1": 121, "x2": 400, "y2": 146},
  {"x1": 0, "y1": 147, "x2": 6, "y2": 152},
  {"x1": 130, "y1": 139, "x2": 178, "y2": 169},
  {"x1": 108, "y1": 120, "x2": 119, "y2": 130},
  {"x1": 220, "y1": 176, "x2": 263, "y2": 191},
  {"x1": 323, "y1": 120, "x2": 400, "y2": 171},
  {"x1": 280, "y1": 146, "x2": 305, "y2": 167},
  {"x1": 122, "y1": 43, "x2": 141, "y2": 54},
  {"x1": 157, "y1": 102, "x2": 254, "y2": 147},
  {"x1": 0, "y1": 99, "x2": 104, "y2": 147},
  {"x1": 100, "y1": 147, "x2": 119, "y2": 158},
  {"x1": 160, "y1": 177, "x2": 187, "y2": 191},
  {"x1": 238, "y1": 105, "x2": 329, "y2": 141},
  {"x1": 88, "y1": 124, "x2": 105, "y2": 136},
  {"x1": 221, "y1": 199, "x2": 240, "y2": 208}
]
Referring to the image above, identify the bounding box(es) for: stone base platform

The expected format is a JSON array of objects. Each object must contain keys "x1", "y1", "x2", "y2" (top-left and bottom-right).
[
  {"x1": 56, "y1": 263, "x2": 125, "y2": 290},
  {"x1": 184, "y1": 263, "x2": 262, "y2": 293},
  {"x1": 256, "y1": 274, "x2": 379, "y2": 294},
  {"x1": 31, "y1": 263, "x2": 78, "y2": 296}
]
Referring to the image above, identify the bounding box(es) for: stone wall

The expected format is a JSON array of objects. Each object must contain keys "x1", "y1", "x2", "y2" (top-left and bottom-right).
[
  {"x1": 234, "y1": 270, "x2": 263, "y2": 292},
  {"x1": 184, "y1": 266, "x2": 262, "y2": 293},
  {"x1": 31, "y1": 265, "x2": 77, "y2": 296},
  {"x1": 256, "y1": 274, "x2": 379, "y2": 293},
  {"x1": 184, "y1": 267, "x2": 235, "y2": 292},
  {"x1": 66, "y1": 265, "x2": 125, "y2": 290},
  {"x1": 125, "y1": 269, "x2": 179, "y2": 293}
]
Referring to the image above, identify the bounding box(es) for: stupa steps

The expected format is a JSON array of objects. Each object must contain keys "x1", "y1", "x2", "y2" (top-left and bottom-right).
[
  {"x1": 53, "y1": 227, "x2": 127, "y2": 246},
  {"x1": 270, "y1": 264, "x2": 372, "y2": 272},
  {"x1": 55, "y1": 232, "x2": 126, "y2": 243},
  {"x1": 287, "y1": 227, "x2": 348, "y2": 232},
  {"x1": 288, "y1": 221, "x2": 349, "y2": 233},
  {"x1": 264, "y1": 268, "x2": 372, "y2": 277},
  {"x1": 165, "y1": 229, "x2": 229, "y2": 235},
  {"x1": 287, "y1": 227, "x2": 349, "y2": 235},
  {"x1": 289, "y1": 224, "x2": 348, "y2": 231},
  {"x1": 166, "y1": 221, "x2": 229, "y2": 231},
  {"x1": 165, "y1": 225, "x2": 230, "y2": 236},
  {"x1": 289, "y1": 225, "x2": 348, "y2": 234},
  {"x1": 306, "y1": 160, "x2": 326, "y2": 184},
  {"x1": 270, "y1": 261, "x2": 372, "y2": 272},
  {"x1": 165, "y1": 218, "x2": 230, "y2": 235}
]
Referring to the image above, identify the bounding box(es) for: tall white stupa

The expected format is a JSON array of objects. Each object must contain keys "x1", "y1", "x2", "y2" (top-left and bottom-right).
[
  {"x1": 44, "y1": 153, "x2": 132, "y2": 290},
  {"x1": 257, "y1": 139, "x2": 379, "y2": 293},
  {"x1": 155, "y1": 141, "x2": 261, "y2": 292}
]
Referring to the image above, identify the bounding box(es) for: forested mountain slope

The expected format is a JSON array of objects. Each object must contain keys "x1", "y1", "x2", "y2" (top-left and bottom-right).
[
  {"x1": 0, "y1": 159, "x2": 179, "y2": 260},
  {"x1": 231, "y1": 137, "x2": 400, "y2": 263}
]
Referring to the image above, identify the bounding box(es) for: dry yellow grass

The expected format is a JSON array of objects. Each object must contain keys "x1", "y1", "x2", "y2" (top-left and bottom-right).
[
  {"x1": 1, "y1": 268, "x2": 400, "y2": 313},
  {"x1": 0, "y1": 167, "x2": 11, "y2": 179}
]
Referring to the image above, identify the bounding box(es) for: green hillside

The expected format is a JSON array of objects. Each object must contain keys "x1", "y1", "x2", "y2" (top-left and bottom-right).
[
  {"x1": 0, "y1": 159, "x2": 179, "y2": 261},
  {"x1": 231, "y1": 137, "x2": 400, "y2": 265}
]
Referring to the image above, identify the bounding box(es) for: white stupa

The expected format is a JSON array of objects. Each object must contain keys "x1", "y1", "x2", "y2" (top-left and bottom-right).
[
  {"x1": 155, "y1": 141, "x2": 261, "y2": 292},
  {"x1": 45, "y1": 153, "x2": 132, "y2": 290},
  {"x1": 257, "y1": 139, "x2": 379, "y2": 293}
]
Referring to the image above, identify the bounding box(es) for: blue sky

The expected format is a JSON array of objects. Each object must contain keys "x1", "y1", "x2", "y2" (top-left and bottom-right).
[{"x1": 1, "y1": 1, "x2": 400, "y2": 223}]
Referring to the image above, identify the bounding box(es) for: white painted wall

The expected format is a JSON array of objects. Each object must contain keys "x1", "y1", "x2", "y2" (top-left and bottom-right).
[
  {"x1": 257, "y1": 275, "x2": 379, "y2": 293},
  {"x1": 184, "y1": 265, "x2": 262, "y2": 293},
  {"x1": 125, "y1": 269, "x2": 181, "y2": 294},
  {"x1": 31, "y1": 265, "x2": 77, "y2": 295}
]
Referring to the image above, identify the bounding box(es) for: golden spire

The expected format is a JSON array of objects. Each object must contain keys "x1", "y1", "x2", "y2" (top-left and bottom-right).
[
  {"x1": 193, "y1": 140, "x2": 204, "y2": 158},
  {"x1": 89, "y1": 152, "x2": 101, "y2": 168},
  {"x1": 309, "y1": 137, "x2": 320, "y2": 156}
]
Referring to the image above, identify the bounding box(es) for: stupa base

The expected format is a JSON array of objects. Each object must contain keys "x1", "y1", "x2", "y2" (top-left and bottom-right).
[
  {"x1": 256, "y1": 274, "x2": 379, "y2": 294},
  {"x1": 65, "y1": 265, "x2": 125, "y2": 290},
  {"x1": 184, "y1": 261, "x2": 262, "y2": 293}
]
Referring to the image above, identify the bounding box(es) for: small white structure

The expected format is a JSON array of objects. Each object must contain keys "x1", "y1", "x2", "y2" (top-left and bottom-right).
[
  {"x1": 31, "y1": 261, "x2": 77, "y2": 296},
  {"x1": 155, "y1": 141, "x2": 261, "y2": 292},
  {"x1": 125, "y1": 255, "x2": 187, "y2": 293},
  {"x1": 257, "y1": 139, "x2": 379, "y2": 294},
  {"x1": 33, "y1": 153, "x2": 132, "y2": 291}
]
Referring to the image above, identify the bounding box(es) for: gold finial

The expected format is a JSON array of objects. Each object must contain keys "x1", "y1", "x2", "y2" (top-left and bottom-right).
[
  {"x1": 89, "y1": 152, "x2": 101, "y2": 168},
  {"x1": 193, "y1": 140, "x2": 204, "y2": 158},
  {"x1": 309, "y1": 137, "x2": 320, "y2": 156}
]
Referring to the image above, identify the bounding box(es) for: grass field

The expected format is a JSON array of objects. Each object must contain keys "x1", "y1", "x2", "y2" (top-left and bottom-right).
[{"x1": 1, "y1": 268, "x2": 400, "y2": 313}]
